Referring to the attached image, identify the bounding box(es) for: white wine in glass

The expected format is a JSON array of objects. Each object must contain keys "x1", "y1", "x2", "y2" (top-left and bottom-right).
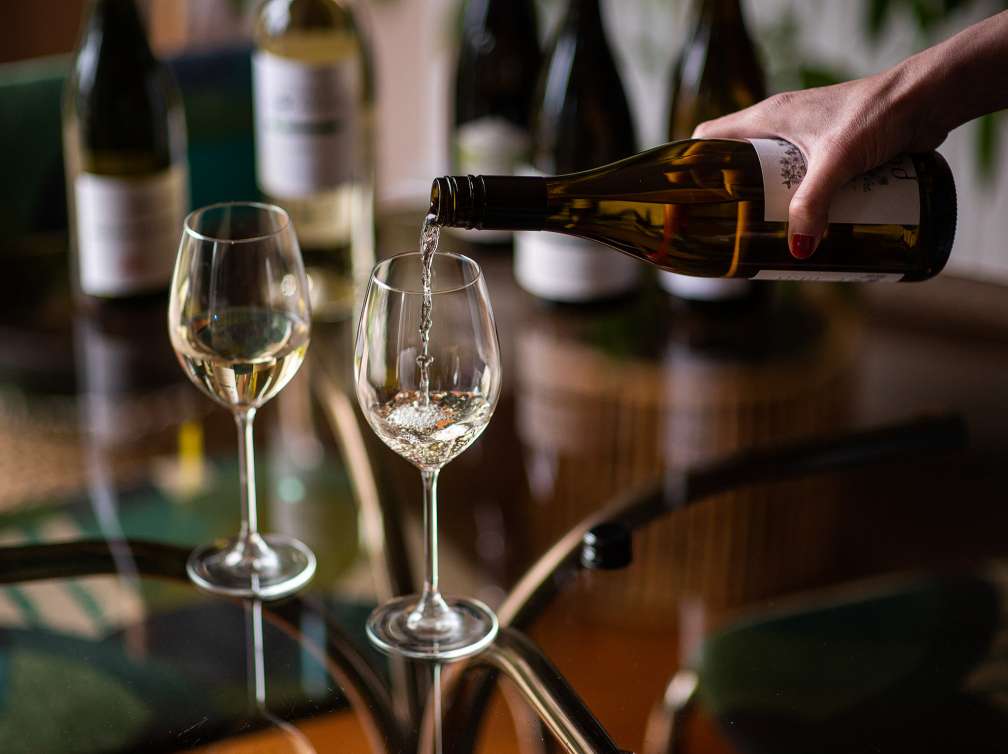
[
  {"x1": 355, "y1": 248, "x2": 502, "y2": 660},
  {"x1": 169, "y1": 202, "x2": 316, "y2": 600},
  {"x1": 173, "y1": 307, "x2": 310, "y2": 408}
]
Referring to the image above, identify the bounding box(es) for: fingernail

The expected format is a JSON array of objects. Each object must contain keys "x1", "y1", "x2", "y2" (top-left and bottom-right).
[{"x1": 790, "y1": 234, "x2": 816, "y2": 260}]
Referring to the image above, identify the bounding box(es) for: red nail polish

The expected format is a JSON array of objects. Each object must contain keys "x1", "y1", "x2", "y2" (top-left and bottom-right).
[{"x1": 790, "y1": 234, "x2": 816, "y2": 260}]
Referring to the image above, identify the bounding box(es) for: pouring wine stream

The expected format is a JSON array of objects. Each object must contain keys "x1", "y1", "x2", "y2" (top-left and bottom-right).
[{"x1": 418, "y1": 213, "x2": 439, "y2": 405}]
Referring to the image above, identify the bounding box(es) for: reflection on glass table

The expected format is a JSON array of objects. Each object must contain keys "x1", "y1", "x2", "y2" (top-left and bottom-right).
[
  {"x1": 0, "y1": 542, "x2": 396, "y2": 753},
  {"x1": 0, "y1": 539, "x2": 625, "y2": 754},
  {"x1": 7, "y1": 211, "x2": 1008, "y2": 753}
]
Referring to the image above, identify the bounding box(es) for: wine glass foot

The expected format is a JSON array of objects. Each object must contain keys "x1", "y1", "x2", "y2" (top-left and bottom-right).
[
  {"x1": 187, "y1": 534, "x2": 316, "y2": 600},
  {"x1": 366, "y1": 595, "x2": 499, "y2": 661}
]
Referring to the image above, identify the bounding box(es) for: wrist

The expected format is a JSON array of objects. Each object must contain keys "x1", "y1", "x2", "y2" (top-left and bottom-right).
[
  {"x1": 889, "y1": 12, "x2": 1008, "y2": 137},
  {"x1": 882, "y1": 51, "x2": 955, "y2": 146}
]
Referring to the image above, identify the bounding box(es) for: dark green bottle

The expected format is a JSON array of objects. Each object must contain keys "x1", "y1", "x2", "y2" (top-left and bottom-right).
[
  {"x1": 63, "y1": 0, "x2": 189, "y2": 300},
  {"x1": 514, "y1": 0, "x2": 641, "y2": 302},
  {"x1": 662, "y1": 0, "x2": 768, "y2": 303}
]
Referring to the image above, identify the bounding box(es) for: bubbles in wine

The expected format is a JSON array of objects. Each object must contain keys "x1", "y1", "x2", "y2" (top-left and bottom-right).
[{"x1": 371, "y1": 389, "x2": 492, "y2": 469}]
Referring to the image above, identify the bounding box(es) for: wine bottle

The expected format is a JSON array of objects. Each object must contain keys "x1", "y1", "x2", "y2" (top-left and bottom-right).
[
  {"x1": 430, "y1": 138, "x2": 957, "y2": 282},
  {"x1": 661, "y1": 0, "x2": 767, "y2": 303},
  {"x1": 515, "y1": 0, "x2": 641, "y2": 302},
  {"x1": 453, "y1": 0, "x2": 542, "y2": 244},
  {"x1": 253, "y1": 0, "x2": 375, "y2": 320},
  {"x1": 62, "y1": 0, "x2": 189, "y2": 300}
]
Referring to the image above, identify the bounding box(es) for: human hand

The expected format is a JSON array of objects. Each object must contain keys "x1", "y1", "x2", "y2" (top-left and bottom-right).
[{"x1": 693, "y1": 67, "x2": 950, "y2": 259}]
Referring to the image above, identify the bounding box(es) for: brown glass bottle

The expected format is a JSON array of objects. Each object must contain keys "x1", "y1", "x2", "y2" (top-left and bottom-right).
[{"x1": 431, "y1": 138, "x2": 956, "y2": 282}]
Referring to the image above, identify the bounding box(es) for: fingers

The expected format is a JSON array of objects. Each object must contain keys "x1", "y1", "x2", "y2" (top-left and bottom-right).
[
  {"x1": 692, "y1": 109, "x2": 774, "y2": 140},
  {"x1": 786, "y1": 151, "x2": 860, "y2": 259}
]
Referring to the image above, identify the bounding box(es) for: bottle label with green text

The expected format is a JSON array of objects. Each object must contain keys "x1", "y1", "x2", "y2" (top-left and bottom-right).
[
  {"x1": 253, "y1": 50, "x2": 360, "y2": 198},
  {"x1": 75, "y1": 165, "x2": 188, "y2": 297},
  {"x1": 748, "y1": 138, "x2": 921, "y2": 225}
]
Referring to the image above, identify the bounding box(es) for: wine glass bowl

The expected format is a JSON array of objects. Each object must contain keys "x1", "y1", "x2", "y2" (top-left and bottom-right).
[
  {"x1": 355, "y1": 251, "x2": 502, "y2": 660},
  {"x1": 169, "y1": 202, "x2": 316, "y2": 600}
]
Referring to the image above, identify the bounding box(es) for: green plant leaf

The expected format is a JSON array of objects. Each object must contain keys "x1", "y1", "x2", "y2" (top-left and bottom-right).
[
  {"x1": 798, "y1": 65, "x2": 851, "y2": 89},
  {"x1": 866, "y1": 0, "x2": 892, "y2": 40},
  {"x1": 975, "y1": 110, "x2": 1002, "y2": 183}
]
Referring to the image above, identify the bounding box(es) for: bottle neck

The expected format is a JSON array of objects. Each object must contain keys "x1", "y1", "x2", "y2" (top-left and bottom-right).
[
  {"x1": 463, "y1": 0, "x2": 490, "y2": 30},
  {"x1": 563, "y1": 0, "x2": 605, "y2": 38},
  {"x1": 431, "y1": 175, "x2": 548, "y2": 231},
  {"x1": 86, "y1": 0, "x2": 154, "y2": 61},
  {"x1": 471, "y1": 0, "x2": 538, "y2": 38},
  {"x1": 697, "y1": 0, "x2": 746, "y2": 26}
]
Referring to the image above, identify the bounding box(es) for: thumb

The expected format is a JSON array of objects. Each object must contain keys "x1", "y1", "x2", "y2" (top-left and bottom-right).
[{"x1": 787, "y1": 153, "x2": 858, "y2": 260}]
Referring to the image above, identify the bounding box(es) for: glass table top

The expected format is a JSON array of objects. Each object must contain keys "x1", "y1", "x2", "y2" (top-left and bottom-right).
[{"x1": 2, "y1": 217, "x2": 1008, "y2": 753}]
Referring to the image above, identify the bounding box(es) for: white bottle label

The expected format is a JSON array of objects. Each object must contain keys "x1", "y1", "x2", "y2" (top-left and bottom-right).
[
  {"x1": 752, "y1": 270, "x2": 902, "y2": 282},
  {"x1": 514, "y1": 231, "x2": 641, "y2": 302},
  {"x1": 456, "y1": 117, "x2": 530, "y2": 176},
  {"x1": 253, "y1": 50, "x2": 360, "y2": 198},
  {"x1": 748, "y1": 138, "x2": 921, "y2": 225},
  {"x1": 75, "y1": 165, "x2": 188, "y2": 297}
]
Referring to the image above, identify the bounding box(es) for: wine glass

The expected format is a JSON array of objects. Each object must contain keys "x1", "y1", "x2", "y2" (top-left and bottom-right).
[
  {"x1": 169, "y1": 202, "x2": 316, "y2": 599},
  {"x1": 355, "y1": 251, "x2": 502, "y2": 660}
]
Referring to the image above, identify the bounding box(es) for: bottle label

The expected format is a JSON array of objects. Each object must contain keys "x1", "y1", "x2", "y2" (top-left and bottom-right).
[
  {"x1": 514, "y1": 231, "x2": 641, "y2": 302},
  {"x1": 253, "y1": 50, "x2": 360, "y2": 198},
  {"x1": 748, "y1": 138, "x2": 921, "y2": 225},
  {"x1": 752, "y1": 270, "x2": 903, "y2": 282},
  {"x1": 455, "y1": 117, "x2": 530, "y2": 176},
  {"x1": 75, "y1": 165, "x2": 188, "y2": 297}
]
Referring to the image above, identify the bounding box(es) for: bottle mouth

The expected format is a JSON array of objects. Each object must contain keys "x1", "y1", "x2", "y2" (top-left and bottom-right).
[
  {"x1": 429, "y1": 176, "x2": 483, "y2": 229},
  {"x1": 430, "y1": 180, "x2": 440, "y2": 208},
  {"x1": 429, "y1": 178, "x2": 446, "y2": 223}
]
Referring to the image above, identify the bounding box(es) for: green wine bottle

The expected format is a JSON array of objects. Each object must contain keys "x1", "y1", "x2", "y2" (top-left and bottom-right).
[
  {"x1": 516, "y1": 0, "x2": 640, "y2": 302},
  {"x1": 662, "y1": 0, "x2": 768, "y2": 302},
  {"x1": 62, "y1": 0, "x2": 189, "y2": 300},
  {"x1": 454, "y1": 0, "x2": 541, "y2": 177},
  {"x1": 453, "y1": 0, "x2": 542, "y2": 244}
]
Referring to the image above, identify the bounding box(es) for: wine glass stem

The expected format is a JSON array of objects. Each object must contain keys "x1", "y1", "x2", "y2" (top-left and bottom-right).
[
  {"x1": 405, "y1": 468, "x2": 461, "y2": 637},
  {"x1": 236, "y1": 409, "x2": 262, "y2": 544},
  {"x1": 422, "y1": 468, "x2": 440, "y2": 596}
]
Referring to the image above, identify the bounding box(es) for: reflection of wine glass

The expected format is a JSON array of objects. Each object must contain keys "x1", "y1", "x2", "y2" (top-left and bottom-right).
[
  {"x1": 245, "y1": 600, "x2": 317, "y2": 754},
  {"x1": 355, "y1": 252, "x2": 502, "y2": 660},
  {"x1": 169, "y1": 202, "x2": 316, "y2": 599}
]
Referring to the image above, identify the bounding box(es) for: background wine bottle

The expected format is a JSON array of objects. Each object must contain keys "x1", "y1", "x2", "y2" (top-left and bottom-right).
[
  {"x1": 62, "y1": 0, "x2": 189, "y2": 301},
  {"x1": 431, "y1": 138, "x2": 957, "y2": 282},
  {"x1": 515, "y1": 0, "x2": 641, "y2": 303},
  {"x1": 452, "y1": 0, "x2": 542, "y2": 245},
  {"x1": 253, "y1": 0, "x2": 375, "y2": 321},
  {"x1": 661, "y1": 0, "x2": 767, "y2": 304}
]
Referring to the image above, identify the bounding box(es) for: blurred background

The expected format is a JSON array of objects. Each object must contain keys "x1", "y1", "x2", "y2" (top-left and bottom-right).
[{"x1": 3, "y1": 0, "x2": 1007, "y2": 281}]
